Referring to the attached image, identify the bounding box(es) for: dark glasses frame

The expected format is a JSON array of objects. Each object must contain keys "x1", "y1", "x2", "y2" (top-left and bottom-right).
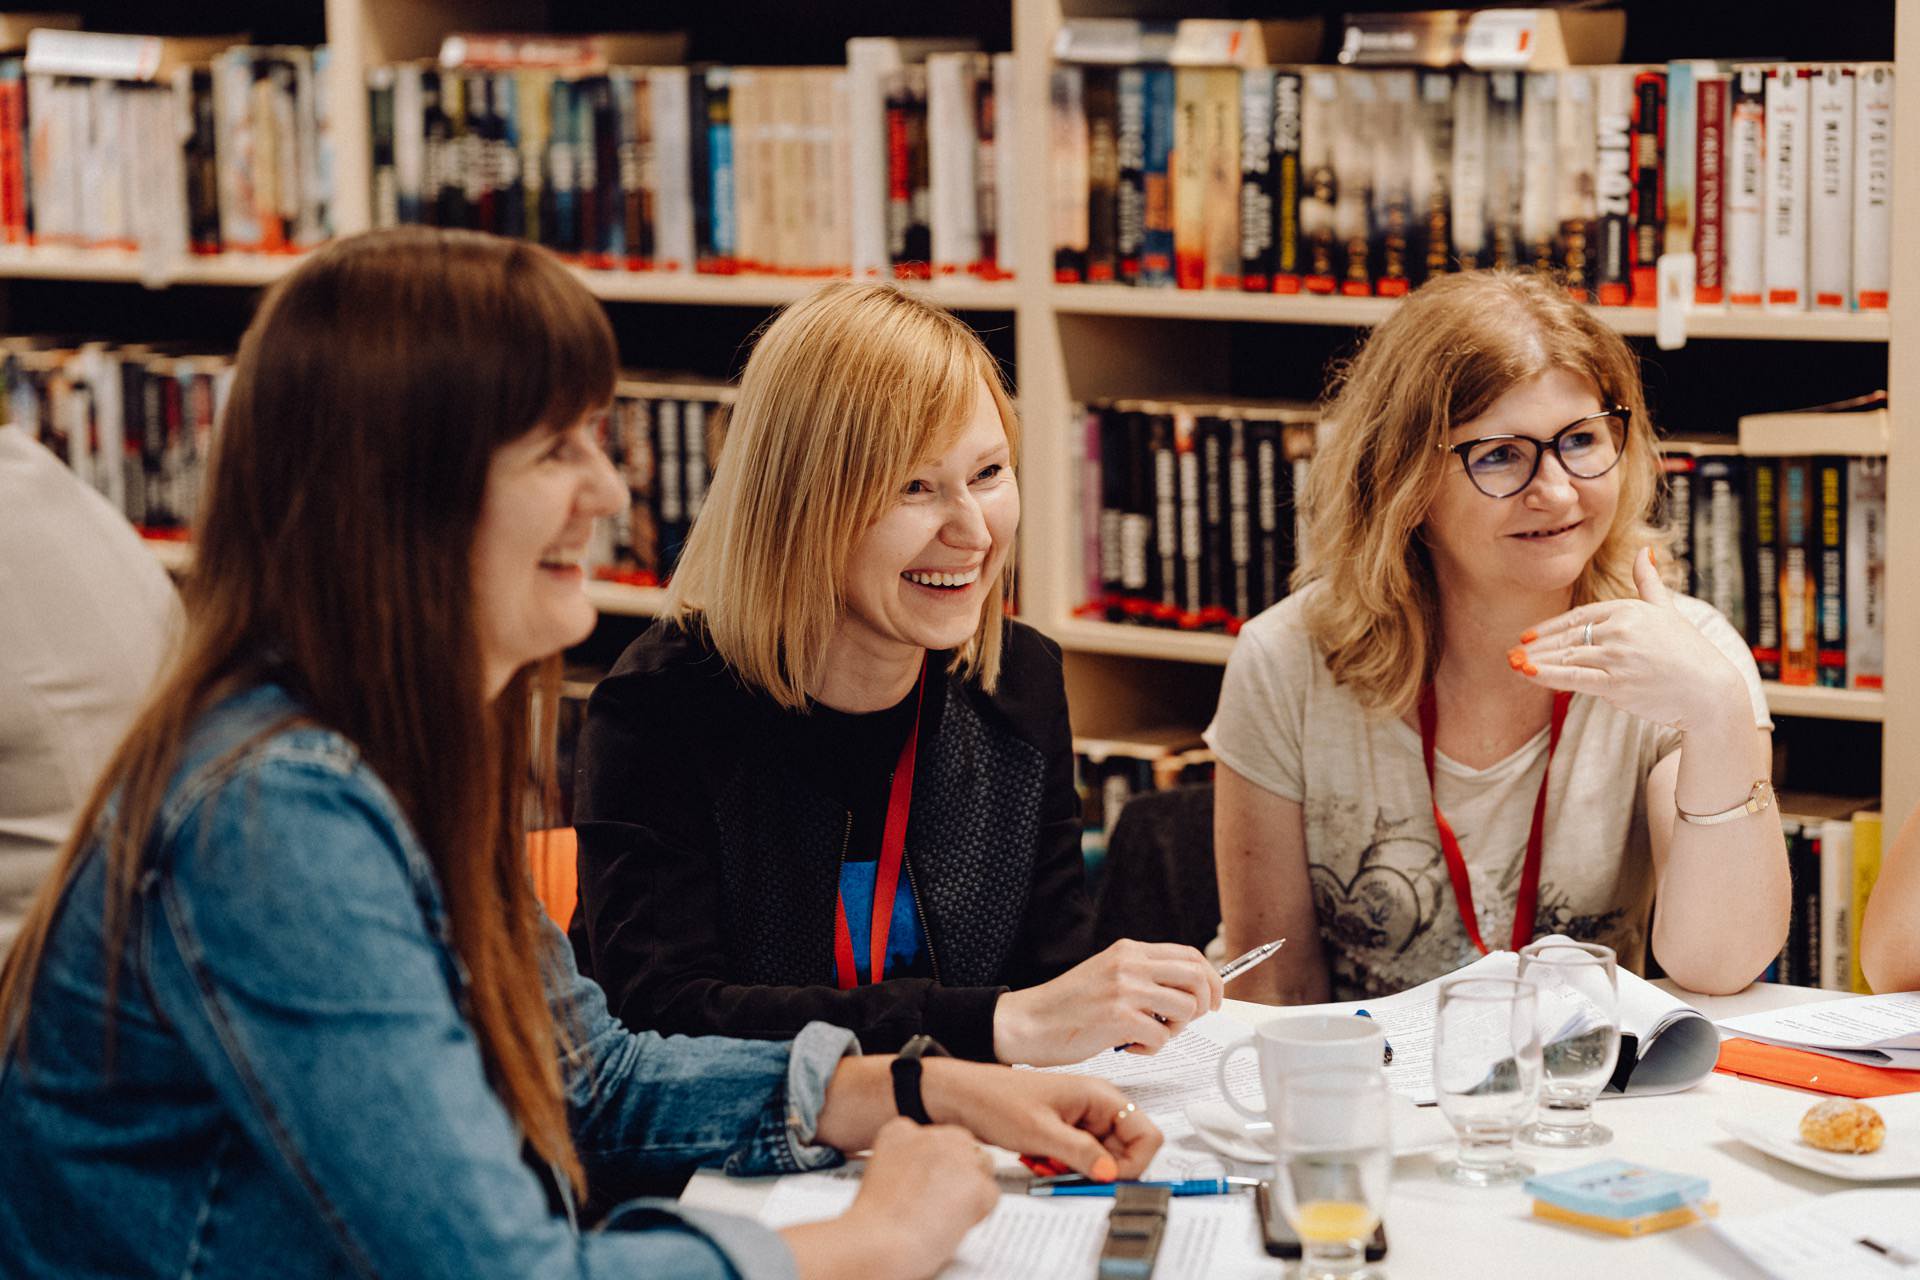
[{"x1": 1440, "y1": 407, "x2": 1632, "y2": 499}]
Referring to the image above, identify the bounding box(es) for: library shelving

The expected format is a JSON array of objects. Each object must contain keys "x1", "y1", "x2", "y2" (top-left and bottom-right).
[{"x1": 13, "y1": 0, "x2": 1914, "y2": 825}]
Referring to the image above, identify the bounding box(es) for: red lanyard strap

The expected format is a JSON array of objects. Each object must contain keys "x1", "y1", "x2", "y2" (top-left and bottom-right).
[
  {"x1": 832, "y1": 663, "x2": 928, "y2": 989},
  {"x1": 1417, "y1": 685, "x2": 1572, "y2": 956}
]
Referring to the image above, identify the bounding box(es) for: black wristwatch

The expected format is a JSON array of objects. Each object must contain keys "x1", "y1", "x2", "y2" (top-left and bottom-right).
[{"x1": 891, "y1": 1034, "x2": 951, "y2": 1124}]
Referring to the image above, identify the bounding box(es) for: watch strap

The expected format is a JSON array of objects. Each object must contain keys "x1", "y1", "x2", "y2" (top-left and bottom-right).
[
  {"x1": 891, "y1": 1034, "x2": 950, "y2": 1124},
  {"x1": 1676, "y1": 779, "x2": 1774, "y2": 826},
  {"x1": 1098, "y1": 1184, "x2": 1171, "y2": 1279}
]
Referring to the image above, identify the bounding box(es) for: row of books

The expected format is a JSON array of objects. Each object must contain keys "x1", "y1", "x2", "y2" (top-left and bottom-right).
[
  {"x1": 1663, "y1": 403, "x2": 1888, "y2": 689},
  {"x1": 1075, "y1": 397, "x2": 1320, "y2": 633},
  {"x1": 1050, "y1": 57, "x2": 1894, "y2": 311},
  {"x1": 369, "y1": 35, "x2": 1018, "y2": 280},
  {"x1": 589, "y1": 376, "x2": 732, "y2": 587},
  {"x1": 1767, "y1": 798, "x2": 1881, "y2": 992},
  {"x1": 3, "y1": 30, "x2": 335, "y2": 256},
  {"x1": 1075, "y1": 726, "x2": 1215, "y2": 880},
  {"x1": 1, "y1": 336, "x2": 231, "y2": 532}
]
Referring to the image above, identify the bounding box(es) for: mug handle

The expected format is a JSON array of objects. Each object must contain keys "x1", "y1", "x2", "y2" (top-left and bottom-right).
[{"x1": 1216, "y1": 1040, "x2": 1265, "y2": 1121}]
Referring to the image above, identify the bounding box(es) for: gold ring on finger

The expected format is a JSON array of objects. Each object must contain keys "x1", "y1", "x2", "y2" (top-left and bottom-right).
[{"x1": 1113, "y1": 1101, "x2": 1138, "y2": 1126}]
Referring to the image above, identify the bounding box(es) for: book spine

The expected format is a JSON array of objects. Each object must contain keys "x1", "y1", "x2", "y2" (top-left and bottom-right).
[
  {"x1": 1808, "y1": 66, "x2": 1853, "y2": 310},
  {"x1": 1849, "y1": 812, "x2": 1883, "y2": 993},
  {"x1": 1121, "y1": 409, "x2": 1152, "y2": 617},
  {"x1": 1818, "y1": 818, "x2": 1853, "y2": 992},
  {"x1": 1695, "y1": 456, "x2": 1748, "y2": 637},
  {"x1": 1484, "y1": 70, "x2": 1522, "y2": 271},
  {"x1": 437, "y1": 66, "x2": 469, "y2": 232},
  {"x1": 969, "y1": 60, "x2": 995, "y2": 277},
  {"x1": 368, "y1": 66, "x2": 398, "y2": 228},
  {"x1": 928, "y1": 54, "x2": 980, "y2": 279},
  {"x1": 1301, "y1": 70, "x2": 1339, "y2": 293},
  {"x1": 1049, "y1": 64, "x2": 1086, "y2": 283},
  {"x1": 1335, "y1": 70, "x2": 1373, "y2": 296},
  {"x1": 1079, "y1": 404, "x2": 1101, "y2": 608},
  {"x1": 1852, "y1": 64, "x2": 1893, "y2": 310},
  {"x1": 903, "y1": 67, "x2": 932, "y2": 279},
  {"x1": 1083, "y1": 66, "x2": 1119, "y2": 283},
  {"x1": 1371, "y1": 70, "x2": 1414, "y2": 296},
  {"x1": 992, "y1": 54, "x2": 1017, "y2": 279},
  {"x1": 571, "y1": 75, "x2": 599, "y2": 254},
  {"x1": 1239, "y1": 68, "x2": 1276, "y2": 292},
  {"x1": 687, "y1": 69, "x2": 713, "y2": 269},
  {"x1": 184, "y1": 68, "x2": 222, "y2": 251},
  {"x1": 1845, "y1": 457, "x2": 1886, "y2": 689},
  {"x1": 0, "y1": 59, "x2": 24, "y2": 244},
  {"x1": 1114, "y1": 66, "x2": 1146, "y2": 285},
  {"x1": 546, "y1": 76, "x2": 577, "y2": 251},
  {"x1": 1227, "y1": 417, "x2": 1252, "y2": 621},
  {"x1": 1138, "y1": 65, "x2": 1174, "y2": 288},
  {"x1": 1726, "y1": 67, "x2": 1766, "y2": 306},
  {"x1": 1815, "y1": 455, "x2": 1847, "y2": 687},
  {"x1": 597, "y1": 72, "x2": 626, "y2": 263},
  {"x1": 1791, "y1": 823, "x2": 1821, "y2": 986},
  {"x1": 1198, "y1": 414, "x2": 1229, "y2": 624},
  {"x1": 514, "y1": 70, "x2": 547, "y2": 246},
  {"x1": 655, "y1": 397, "x2": 687, "y2": 576},
  {"x1": 1694, "y1": 74, "x2": 1728, "y2": 304},
  {"x1": 467, "y1": 70, "x2": 499, "y2": 237},
  {"x1": 1176, "y1": 410, "x2": 1202, "y2": 623},
  {"x1": 1286, "y1": 425, "x2": 1315, "y2": 570},
  {"x1": 1521, "y1": 71, "x2": 1557, "y2": 273},
  {"x1": 705, "y1": 68, "x2": 736, "y2": 273},
  {"x1": 683, "y1": 400, "x2": 711, "y2": 525},
  {"x1": 1451, "y1": 72, "x2": 1488, "y2": 272},
  {"x1": 615, "y1": 69, "x2": 643, "y2": 267},
  {"x1": 1665, "y1": 61, "x2": 1696, "y2": 260},
  {"x1": 1171, "y1": 68, "x2": 1206, "y2": 290},
  {"x1": 1747, "y1": 456, "x2": 1781, "y2": 678},
  {"x1": 1663, "y1": 451, "x2": 1697, "y2": 593},
  {"x1": 1555, "y1": 69, "x2": 1596, "y2": 299},
  {"x1": 1629, "y1": 68, "x2": 1665, "y2": 306},
  {"x1": 1273, "y1": 70, "x2": 1303, "y2": 293},
  {"x1": 1098, "y1": 403, "x2": 1127, "y2": 613},
  {"x1": 1763, "y1": 66, "x2": 1809, "y2": 311},
  {"x1": 1593, "y1": 67, "x2": 1634, "y2": 306},
  {"x1": 846, "y1": 41, "x2": 894, "y2": 280},
  {"x1": 1202, "y1": 69, "x2": 1241, "y2": 291},
  {"x1": 1777, "y1": 456, "x2": 1817, "y2": 686},
  {"x1": 1250, "y1": 419, "x2": 1284, "y2": 610},
  {"x1": 1151, "y1": 411, "x2": 1179, "y2": 616},
  {"x1": 650, "y1": 68, "x2": 692, "y2": 273}
]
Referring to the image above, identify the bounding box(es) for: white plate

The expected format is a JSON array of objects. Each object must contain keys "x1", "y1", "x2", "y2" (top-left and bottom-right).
[
  {"x1": 1718, "y1": 1095, "x2": 1920, "y2": 1183},
  {"x1": 1185, "y1": 1094, "x2": 1455, "y2": 1164}
]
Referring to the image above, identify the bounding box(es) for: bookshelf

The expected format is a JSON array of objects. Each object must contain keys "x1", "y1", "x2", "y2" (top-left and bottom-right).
[{"x1": 8, "y1": 0, "x2": 1914, "y2": 824}]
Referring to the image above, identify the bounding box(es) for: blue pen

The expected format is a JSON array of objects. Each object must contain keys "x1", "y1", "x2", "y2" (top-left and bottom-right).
[
  {"x1": 1029, "y1": 1178, "x2": 1260, "y2": 1198},
  {"x1": 1354, "y1": 1009, "x2": 1393, "y2": 1065}
]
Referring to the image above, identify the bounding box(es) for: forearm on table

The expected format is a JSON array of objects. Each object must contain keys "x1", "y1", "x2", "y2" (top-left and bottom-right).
[{"x1": 1654, "y1": 713, "x2": 1790, "y2": 993}]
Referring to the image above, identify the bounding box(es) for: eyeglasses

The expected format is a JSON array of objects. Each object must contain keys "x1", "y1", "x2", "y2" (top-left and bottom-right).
[{"x1": 1441, "y1": 408, "x2": 1631, "y2": 499}]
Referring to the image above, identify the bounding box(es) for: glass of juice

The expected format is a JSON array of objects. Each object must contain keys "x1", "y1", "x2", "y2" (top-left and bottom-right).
[{"x1": 1272, "y1": 1065, "x2": 1392, "y2": 1280}]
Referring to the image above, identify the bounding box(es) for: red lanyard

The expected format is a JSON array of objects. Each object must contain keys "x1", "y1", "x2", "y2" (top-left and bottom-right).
[
  {"x1": 832, "y1": 664, "x2": 927, "y2": 989},
  {"x1": 1417, "y1": 684, "x2": 1572, "y2": 956}
]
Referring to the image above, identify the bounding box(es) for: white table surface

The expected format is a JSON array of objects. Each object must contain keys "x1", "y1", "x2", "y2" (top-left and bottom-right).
[{"x1": 682, "y1": 983, "x2": 1916, "y2": 1278}]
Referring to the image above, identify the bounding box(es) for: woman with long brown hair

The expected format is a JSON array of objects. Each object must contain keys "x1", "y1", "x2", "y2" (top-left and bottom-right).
[
  {"x1": 0, "y1": 228, "x2": 1160, "y2": 1279},
  {"x1": 1209, "y1": 270, "x2": 1787, "y2": 1007}
]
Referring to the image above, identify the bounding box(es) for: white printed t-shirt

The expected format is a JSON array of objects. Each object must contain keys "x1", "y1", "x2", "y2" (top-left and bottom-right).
[{"x1": 1204, "y1": 586, "x2": 1771, "y2": 1001}]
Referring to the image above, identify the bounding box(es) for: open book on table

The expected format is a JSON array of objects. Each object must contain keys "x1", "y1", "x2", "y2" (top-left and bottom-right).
[{"x1": 1308, "y1": 939, "x2": 1721, "y2": 1104}]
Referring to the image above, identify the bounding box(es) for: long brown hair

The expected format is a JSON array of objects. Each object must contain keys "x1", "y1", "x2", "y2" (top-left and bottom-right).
[
  {"x1": 0, "y1": 227, "x2": 614, "y2": 1193},
  {"x1": 1296, "y1": 269, "x2": 1662, "y2": 715}
]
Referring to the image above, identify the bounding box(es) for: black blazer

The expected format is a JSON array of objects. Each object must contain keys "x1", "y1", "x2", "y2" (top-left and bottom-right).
[{"x1": 569, "y1": 617, "x2": 1094, "y2": 1060}]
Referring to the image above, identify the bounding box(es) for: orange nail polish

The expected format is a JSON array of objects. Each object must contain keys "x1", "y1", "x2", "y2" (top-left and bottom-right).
[
  {"x1": 1519, "y1": 629, "x2": 1537, "y2": 644},
  {"x1": 1522, "y1": 663, "x2": 1540, "y2": 677},
  {"x1": 1649, "y1": 547, "x2": 1658, "y2": 567},
  {"x1": 1506, "y1": 647, "x2": 1527, "y2": 669},
  {"x1": 1092, "y1": 1154, "x2": 1119, "y2": 1183}
]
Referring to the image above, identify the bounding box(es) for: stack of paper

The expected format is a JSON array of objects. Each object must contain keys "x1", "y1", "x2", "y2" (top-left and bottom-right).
[{"x1": 1720, "y1": 993, "x2": 1920, "y2": 1069}]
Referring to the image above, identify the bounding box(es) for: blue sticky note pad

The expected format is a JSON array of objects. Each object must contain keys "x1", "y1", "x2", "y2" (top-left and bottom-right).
[{"x1": 1523, "y1": 1160, "x2": 1710, "y2": 1219}]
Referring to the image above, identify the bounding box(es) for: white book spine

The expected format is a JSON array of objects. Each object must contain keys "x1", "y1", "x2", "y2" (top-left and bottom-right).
[
  {"x1": 81, "y1": 345, "x2": 125, "y2": 514},
  {"x1": 213, "y1": 50, "x2": 259, "y2": 251},
  {"x1": 728, "y1": 67, "x2": 760, "y2": 272},
  {"x1": 1554, "y1": 69, "x2": 1596, "y2": 291},
  {"x1": 1808, "y1": 65, "x2": 1853, "y2": 311},
  {"x1": 649, "y1": 66, "x2": 693, "y2": 274},
  {"x1": 1846, "y1": 456, "x2": 1886, "y2": 688},
  {"x1": 392, "y1": 64, "x2": 423, "y2": 223},
  {"x1": 1726, "y1": 66, "x2": 1766, "y2": 307},
  {"x1": 827, "y1": 69, "x2": 853, "y2": 275},
  {"x1": 1762, "y1": 66, "x2": 1809, "y2": 311},
  {"x1": 1521, "y1": 72, "x2": 1558, "y2": 258},
  {"x1": 1818, "y1": 819, "x2": 1853, "y2": 992},
  {"x1": 1852, "y1": 63, "x2": 1893, "y2": 310},
  {"x1": 926, "y1": 53, "x2": 978, "y2": 277},
  {"x1": 1450, "y1": 72, "x2": 1488, "y2": 261},
  {"x1": 992, "y1": 53, "x2": 1017, "y2": 277},
  {"x1": 1665, "y1": 61, "x2": 1697, "y2": 257},
  {"x1": 846, "y1": 38, "x2": 905, "y2": 280},
  {"x1": 1592, "y1": 66, "x2": 1634, "y2": 305}
]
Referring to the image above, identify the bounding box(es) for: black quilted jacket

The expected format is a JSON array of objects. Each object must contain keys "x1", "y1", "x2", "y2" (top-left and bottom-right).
[{"x1": 569, "y1": 617, "x2": 1094, "y2": 1060}]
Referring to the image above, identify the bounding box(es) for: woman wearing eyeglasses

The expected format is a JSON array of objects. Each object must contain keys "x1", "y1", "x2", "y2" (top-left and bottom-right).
[{"x1": 1210, "y1": 270, "x2": 1787, "y2": 1004}]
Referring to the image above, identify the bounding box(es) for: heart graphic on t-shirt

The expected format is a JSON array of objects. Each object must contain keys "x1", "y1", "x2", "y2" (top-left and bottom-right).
[{"x1": 1309, "y1": 861, "x2": 1425, "y2": 956}]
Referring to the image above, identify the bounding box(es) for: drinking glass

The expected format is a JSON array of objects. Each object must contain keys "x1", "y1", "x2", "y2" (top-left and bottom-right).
[
  {"x1": 1432, "y1": 975, "x2": 1542, "y2": 1187},
  {"x1": 1271, "y1": 1066, "x2": 1392, "y2": 1280},
  {"x1": 1518, "y1": 939, "x2": 1621, "y2": 1148}
]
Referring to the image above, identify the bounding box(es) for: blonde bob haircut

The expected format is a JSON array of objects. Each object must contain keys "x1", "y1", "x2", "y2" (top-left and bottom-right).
[
  {"x1": 1297, "y1": 269, "x2": 1662, "y2": 717},
  {"x1": 665, "y1": 281, "x2": 1020, "y2": 710}
]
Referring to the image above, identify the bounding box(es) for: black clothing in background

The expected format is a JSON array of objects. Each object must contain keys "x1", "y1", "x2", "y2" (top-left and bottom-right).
[{"x1": 570, "y1": 617, "x2": 1094, "y2": 1060}]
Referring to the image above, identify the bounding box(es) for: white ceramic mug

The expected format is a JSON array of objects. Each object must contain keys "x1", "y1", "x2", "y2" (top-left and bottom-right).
[{"x1": 1216, "y1": 1013, "x2": 1389, "y2": 1125}]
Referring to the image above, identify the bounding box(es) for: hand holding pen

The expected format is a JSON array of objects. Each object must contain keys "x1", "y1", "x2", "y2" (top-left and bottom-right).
[
  {"x1": 1111, "y1": 939, "x2": 1287, "y2": 1053},
  {"x1": 993, "y1": 939, "x2": 1228, "y2": 1066}
]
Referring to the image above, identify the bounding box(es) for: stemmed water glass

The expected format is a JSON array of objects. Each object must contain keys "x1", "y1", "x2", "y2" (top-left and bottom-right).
[
  {"x1": 1517, "y1": 939, "x2": 1621, "y2": 1148},
  {"x1": 1271, "y1": 1066, "x2": 1393, "y2": 1280},
  {"x1": 1433, "y1": 975, "x2": 1542, "y2": 1187}
]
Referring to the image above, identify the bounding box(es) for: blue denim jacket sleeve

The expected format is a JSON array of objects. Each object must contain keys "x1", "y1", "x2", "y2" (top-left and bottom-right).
[{"x1": 147, "y1": 742, "x2": 854, "y2": 1280}]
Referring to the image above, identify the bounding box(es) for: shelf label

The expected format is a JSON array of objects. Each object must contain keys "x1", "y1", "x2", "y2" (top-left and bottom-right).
[{"x1": 1462, "y1": 10, "x2": 1543, "y2": 69}]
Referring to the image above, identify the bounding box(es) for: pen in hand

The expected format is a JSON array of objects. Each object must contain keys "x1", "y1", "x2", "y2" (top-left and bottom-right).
[{"x1": 1113, "y1": 938, "x2": 1286, "y2": 1053}]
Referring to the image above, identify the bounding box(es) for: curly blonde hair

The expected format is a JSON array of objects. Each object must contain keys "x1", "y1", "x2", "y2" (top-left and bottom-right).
[{"x1": 1297, "y1": 269, "x2": 1663, "y2": 715}]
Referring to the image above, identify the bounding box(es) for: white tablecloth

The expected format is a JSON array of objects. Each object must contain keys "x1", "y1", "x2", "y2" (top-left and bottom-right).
[{"x1": 681, "y1": 983, "x2": 1911, "y2": 1278}]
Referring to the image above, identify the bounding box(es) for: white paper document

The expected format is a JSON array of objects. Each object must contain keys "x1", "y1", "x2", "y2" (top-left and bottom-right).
[
  {"x1": 1721, "y1": 992, "x2": 1920, "y2": 1066},
  {"x1": 1711, "y1": 1189, "x2": 1920, "y2": 1279},
  {"x1": 1026, "y1": 1011, "x2": 1257, "y2": 1116},
  {"x1": 758, "y1": 1170, "x2": 1269, "y2": 1280}
]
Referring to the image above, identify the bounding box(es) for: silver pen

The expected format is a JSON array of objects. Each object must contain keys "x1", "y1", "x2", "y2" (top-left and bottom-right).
[{"x1": 1215, "y1": 938, "x2": 1286, "y2": 984}]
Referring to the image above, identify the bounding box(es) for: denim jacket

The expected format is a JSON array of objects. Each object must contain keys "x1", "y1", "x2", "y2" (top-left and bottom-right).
[{"x1": 0, "y1": 684, "x2": 857, "y2": 1279}]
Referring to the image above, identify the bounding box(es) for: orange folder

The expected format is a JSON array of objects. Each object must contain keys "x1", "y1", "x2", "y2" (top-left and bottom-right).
[{"x1": 1715, "y1": 1037, "x2": 1920, "y2": 1097}]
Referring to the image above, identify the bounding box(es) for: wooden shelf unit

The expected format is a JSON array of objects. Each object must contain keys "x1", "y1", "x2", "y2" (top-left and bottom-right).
[{"x1": 12, "y1": 0, "x2": 1908, "y2": 819}]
